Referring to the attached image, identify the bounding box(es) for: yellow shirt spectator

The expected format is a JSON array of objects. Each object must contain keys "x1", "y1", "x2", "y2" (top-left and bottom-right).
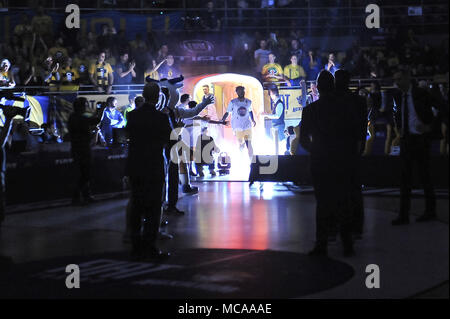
[
  {"x1": 89, "y1": 61, "x2": 113, "y2": 86},
  {"x1": 262, "y1": 63, "x2": 284, "y2": 82},
  {"x1": 31, "y1": 11, "x2": 53, "y2": 37},
  {"x1": 284, "y1": 64, "x2": 306, "y2": 80},
  {"x1": 61, "y1": 66, "x2": 79, "y2": 84}
]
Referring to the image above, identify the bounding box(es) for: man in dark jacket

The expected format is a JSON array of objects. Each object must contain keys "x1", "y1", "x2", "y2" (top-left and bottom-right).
[
  {"x1": 334, "y1": 70, "x2": 368, "y2": 240},
  {"x1": 68, "y1": 97, "x2": 101, "y2": 205},
  {"x1": 126, "y1": 82, "x2": 171, "y2": 259},
  {"x1": 0, "y1": 104, "x2": 28, "y2": 226},
  {"x1": 391, "y1": 69, "x2": 440, "y2": 225},
  {"x1": 300, "y1": 70, "x2": 361, "y2": 257}
]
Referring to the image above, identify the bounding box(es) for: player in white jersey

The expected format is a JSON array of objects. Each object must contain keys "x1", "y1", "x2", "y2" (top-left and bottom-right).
[{"x1": 221, "y1": 86, "x2": 257, "y2": 159}]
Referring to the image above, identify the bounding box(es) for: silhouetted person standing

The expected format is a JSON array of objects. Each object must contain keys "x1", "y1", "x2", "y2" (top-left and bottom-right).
[
  {"x1": 0, "y1": 106, "x2": 16, "y2": 227},
  {"x1": 391, "y1": 69, "x2": 439, "y2": 225},
  {"x1": 300, "y1": 70, "x2": 361, "y2": 257},
  {"x1": 126, "y1": 83, "x2": 171, "y2": 259},
  {"x1": 335, "y1": 70, "x2": 368, "y2": 239},
  {"x1": 68, "y1": 97, "x2": 101, "y2": 205}
]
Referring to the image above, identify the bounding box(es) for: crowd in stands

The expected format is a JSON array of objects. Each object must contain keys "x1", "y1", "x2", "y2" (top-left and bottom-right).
[
  {"x1": 0, "y1": 3, "x2": 448, "y2": 91},
  {"x1": 0, "y1": 6, "x2": 184, "y2": 90},
  {"x1": 231, "y1": 27, "x2": 449, "y2": 86},
  {"x1": 0, "y1": 4, "x2": 448, "y2": 156}
]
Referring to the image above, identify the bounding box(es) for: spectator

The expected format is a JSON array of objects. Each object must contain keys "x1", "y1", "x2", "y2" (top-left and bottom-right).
[
  {"x1": 89, "y1": 51, "x2": 114, "y2": 94},
  {"x1": 104, "y1": 48, "x2": 116, "y2": 68},
  {"x1": 97, "y1": 24, "x2": 114, "y2": 51},
  {"x1": 31, "y1": 6, "x2": 53, "y2": 43},
  {"x1": 233, "y1": 35, "x2": 254, "y2": 72},
  {"x1": 156, "y1": 44, "x2": 169, "y2": 63},
  {"x1": 41, "y1": 56, "x2": 60, "y2": 85},
  {"x1": 84, "y1": 32, "x2": 99, "y2": 56},
  {"x1": 254, "y1": 39, "x2": 271, "y2": 79},
  {"x1": 6, "y1": 35, "x2": 26, "y2": 61},
  {"x1": 201, "y1": 1, "x2": 222, "y2": 31},
  {"x1": 132, "y1": 40, "x2": 152, "y2": 83},
  {"x1": 306, "y1": 82, "x2": 319, "y2": 105},
  {"x1": 324, "y1": 53, "x2": 340, "y2": 75},
  {"x1": 289, "y1": 39, "x2": 303, "y2": 64},
  {"x1": 115, "y1": 52, "x2": 136, "y2": 85},
  {"x1": 13, "y1": 14, "x2": 33, "y2": 53},
  {"x1": 73, "y1": 48, "x2": 90, "y2": 85},
  {"x1": 303, "y1": 50, "x2": 321, "y2": 82},
  {"x1": 60, "y1": 57, "x2": 79, "y2": 85},
  {"x1": 48, "y1": 37, "x2": 69, "y2": 62},
  {"x1": 129, "y1": 33, "x2": 147, "y2": 55},
  {"x1": 159, "y1": 55, "x2": 180, "y2": 80},
  {"x1": 144, "y1": 59, "x2": 165, "y2": 81},
  {"x1": 115, "y1": 30, "x2": 130, "y2": 55},
  {"x1": 262, "y1": 53, "x2": 285, "y2": 84},
  {"x1": 284, "y1": 54, "x2": 306, "y2": 86},
  {"x1": 19, "y1": 59, "x2": 38, "y2": 86}
]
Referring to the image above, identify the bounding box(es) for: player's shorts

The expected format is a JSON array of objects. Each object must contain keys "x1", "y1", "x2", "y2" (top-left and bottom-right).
[{"x1": 234, "y1": 129, "x2": 252, "y2": 145}]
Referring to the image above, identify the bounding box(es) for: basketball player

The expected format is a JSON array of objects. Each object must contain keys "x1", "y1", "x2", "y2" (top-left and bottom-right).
[{"x1": 221, "y1": 86, "x2": 256, "y2": 159}]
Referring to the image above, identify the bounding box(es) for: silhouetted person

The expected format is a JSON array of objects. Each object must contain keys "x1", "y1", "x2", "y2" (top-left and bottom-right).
[
  {"x1": 0, "y1": 106, "x2": 17, "y2": 227},
  {"x1": 126, "y1": 82, "x2": 171, "y2": 259},
  {"x1": 300, "y1": 70, "x2": 361, "y2": 257},
  {"x1": 335, "y1": 70, "x2": 368, "y2": 239},
  {"x1": 262, "y1": 85, "x2": 286, "y2": 155},
  {"x1": 162, "y1": 85, "x2": 214, "y2": 215},
  {"x1": 68, "y1": 97, "x2": 102, "y2": 205},
  {"x1": 391, "y1": 69, "x2": 440, "y2": 225}
]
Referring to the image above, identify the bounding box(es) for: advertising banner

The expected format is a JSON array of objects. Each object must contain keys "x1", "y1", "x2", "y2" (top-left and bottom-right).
[{"x1": 263, "y1": 88, "x2": 304, "y2": 120}]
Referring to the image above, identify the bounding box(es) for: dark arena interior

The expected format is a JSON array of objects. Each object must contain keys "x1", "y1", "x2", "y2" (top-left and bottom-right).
[{"x1": 0, "y1": 0, "x2": 448, "y2": 307}]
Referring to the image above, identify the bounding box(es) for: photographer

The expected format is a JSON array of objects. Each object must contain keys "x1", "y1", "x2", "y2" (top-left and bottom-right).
[
  {"x1": 68, "y1": 97, "x2": 102, "y2": 205},
  {"x1": 0, "y1": 59, "x2": 16, "y2": 88},
  {"x1": 99, "y1": 97, "x2": 125, "y2": 145}
]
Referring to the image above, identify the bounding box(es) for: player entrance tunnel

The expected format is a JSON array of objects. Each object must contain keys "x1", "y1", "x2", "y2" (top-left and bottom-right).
[
  {"x1": 184, "y1": 73, "x2": 270, "y2": 179},
  {"x1": 186, "y1": 72, "x2": 274, "y2": 150}
]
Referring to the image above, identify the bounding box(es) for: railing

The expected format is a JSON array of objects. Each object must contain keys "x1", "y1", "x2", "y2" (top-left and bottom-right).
[
  {"x1": 2, "y1": 76, "x2": 446, "y2": 96},
  {"x1": 2, "y1": 1, "x2": 448, "y2": 35}
]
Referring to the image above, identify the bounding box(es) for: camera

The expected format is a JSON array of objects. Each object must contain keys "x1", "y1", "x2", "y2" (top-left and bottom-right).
[
  {"x1": 0, "y1": 104, "x2": 32, "y2": 121},
  {"x1": 96, "y1": 102, "x2": 107, "y2": 109}
]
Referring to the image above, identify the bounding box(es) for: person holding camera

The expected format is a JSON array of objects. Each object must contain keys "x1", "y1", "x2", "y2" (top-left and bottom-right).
[
  {"x1": 99, "y1": 97, "x2": 125, "y2": 146},
  {"x1": 0, "y1": 59, "x2": 16, "y2": 88},
  {"x1": 68, "y1": 97, "x2": 103, "y2": 205}
]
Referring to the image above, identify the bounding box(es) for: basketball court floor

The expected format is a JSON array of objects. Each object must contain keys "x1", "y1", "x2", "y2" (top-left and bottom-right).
[{"x1": 0, "y1": 179, "x2": 448, "y2": 299}]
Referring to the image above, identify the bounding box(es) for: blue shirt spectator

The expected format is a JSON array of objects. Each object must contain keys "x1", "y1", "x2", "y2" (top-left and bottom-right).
[
  {"x1": 302, "y1": 50, "x2": 322, "y2": 81},
  {"x1": 324, "y1": 53, "x2": 340, "y2": 75},
  {"x1": 114, "y1": 53, "x2": 136, "y2": 85},
  {"x1": 159, "y1": 55, "x2": 181, "y2": 80}
]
